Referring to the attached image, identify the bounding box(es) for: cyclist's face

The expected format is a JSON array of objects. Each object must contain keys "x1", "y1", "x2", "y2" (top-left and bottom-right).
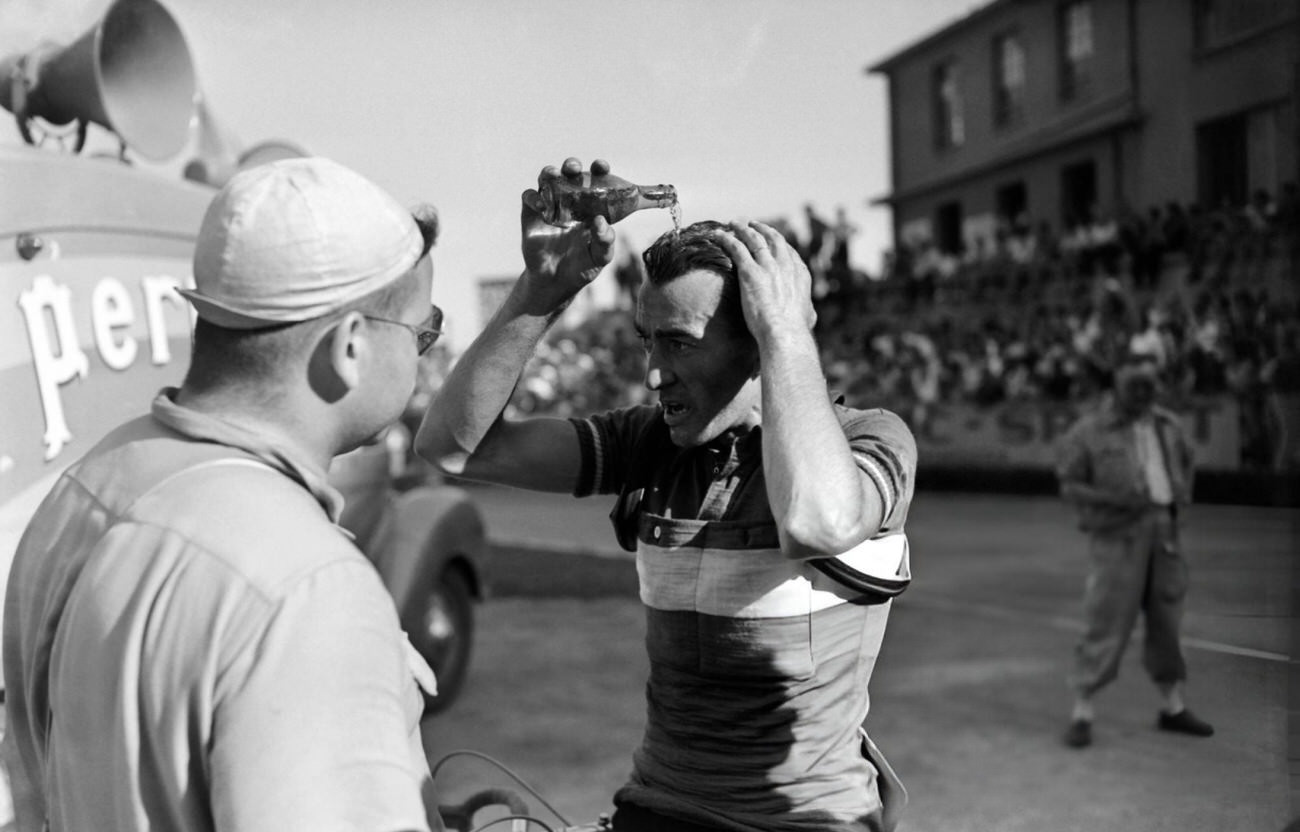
[{"x1": 635, "y1": 269, "x2": 760, "y2": 448}]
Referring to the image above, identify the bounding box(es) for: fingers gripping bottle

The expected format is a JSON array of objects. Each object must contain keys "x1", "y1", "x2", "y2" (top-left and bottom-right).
[{"x1": 538, "y1": 169, "x2": 677, "y2": 227}]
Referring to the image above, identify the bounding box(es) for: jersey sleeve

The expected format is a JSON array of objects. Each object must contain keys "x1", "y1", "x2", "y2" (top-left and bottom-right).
[
  {"x1": 209, "y1": 558, "x2": 432, "y2": 832},
  {"x1": 569, "y1": 405, "x2": 662, "y2": 497},
  {"x1": 840, "y1": 407, "x2": 917, "y2": 534}
]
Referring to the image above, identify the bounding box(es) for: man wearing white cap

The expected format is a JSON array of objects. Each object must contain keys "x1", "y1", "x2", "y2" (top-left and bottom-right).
[
  {"x1": 1057, "y1": 350, "x2": 1214, "y2": 749},
  {"x1": 4, "y1": 157, "x2": 448, "y2": 830}
]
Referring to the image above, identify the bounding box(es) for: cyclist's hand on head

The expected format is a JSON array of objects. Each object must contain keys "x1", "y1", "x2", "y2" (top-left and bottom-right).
[{"x1": 715, "y1": 220, "x2": 817, "y2": 342}]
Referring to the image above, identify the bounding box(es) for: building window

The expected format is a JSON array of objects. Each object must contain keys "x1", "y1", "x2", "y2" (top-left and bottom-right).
[
  {"x1": 932, "y1": 59, "x2": 965, "y2": 150},
  {"x1": 992, "y1": 32, "x2": 1026, "y2": 127},
  {"x1": 1194, "y1": 0, "x2": 1293, "y2": 51},
  {"x1": 1059, "y1": 0, "x2": 1093, "y2": 102}
]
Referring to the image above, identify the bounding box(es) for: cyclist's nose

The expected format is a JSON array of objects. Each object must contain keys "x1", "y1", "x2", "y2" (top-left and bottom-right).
[{"x1": 645, "y1": 365, "x2": 672, "y2": 391}]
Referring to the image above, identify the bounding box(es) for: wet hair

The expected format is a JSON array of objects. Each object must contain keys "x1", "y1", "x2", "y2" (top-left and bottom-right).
[
  {"x1": 641, "y1": 220, "x2": 746, "y2": 336},
  {"x1": 183, "y1": 208, "x2": 435, "y2": 392}
]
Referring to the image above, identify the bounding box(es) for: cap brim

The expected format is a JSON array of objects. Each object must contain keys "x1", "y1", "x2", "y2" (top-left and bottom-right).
[{"x1": 176, "y1": 287, "x2": 301, "y2": 330}]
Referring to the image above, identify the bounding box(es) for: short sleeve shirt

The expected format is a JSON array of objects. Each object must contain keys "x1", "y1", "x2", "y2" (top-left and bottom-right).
[
  {"x1": 573, "y1": 403, "x2": 914, "y2": 536},
  {"x1": 570, "y1": 402, "x2": 916, "y2": 832},
  {"x1": 2, "y1": 390, "x2": 435, "y2": 832}
]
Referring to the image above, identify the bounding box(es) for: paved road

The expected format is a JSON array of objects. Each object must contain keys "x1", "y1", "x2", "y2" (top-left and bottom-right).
[{"x1": 423, "y1": 486, "x2": 1297, "y2": 831}]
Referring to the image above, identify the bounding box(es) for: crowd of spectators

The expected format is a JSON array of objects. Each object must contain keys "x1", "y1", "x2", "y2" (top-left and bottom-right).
[
  {"x1": 819, "y1": 281, "x2": 1298, "y2": 469},
  {"x1": 822, "y1": 185, "x2": 1299, "y2": 472},
  {"x1": 497, "y1": 188, "x2": 1299, "y2": 472},
  {"x1": 875, "y1": 183, "x2": 1298, "y2": 317},
  {"x1": 505, "y1": 310, "x2": 651, "y2": 419}
]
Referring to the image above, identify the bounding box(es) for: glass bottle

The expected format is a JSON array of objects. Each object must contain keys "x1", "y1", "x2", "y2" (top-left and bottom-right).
[{"x1": 538, "y1": 170, "x2": 677, "y2": 226}]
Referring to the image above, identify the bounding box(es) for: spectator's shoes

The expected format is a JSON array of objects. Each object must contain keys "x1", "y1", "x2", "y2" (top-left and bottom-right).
[
  {"x1": 1063, "y1": 719, "x2": 1092, "y2": 748},
  {"x1": 1157, "y1": 709, "x2": 1215, "y2": 737}
]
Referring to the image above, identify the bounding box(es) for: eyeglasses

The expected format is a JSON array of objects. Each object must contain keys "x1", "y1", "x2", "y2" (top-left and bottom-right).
[{"x1": 363, "y1": 304, "x2": 444, "y2": 356}]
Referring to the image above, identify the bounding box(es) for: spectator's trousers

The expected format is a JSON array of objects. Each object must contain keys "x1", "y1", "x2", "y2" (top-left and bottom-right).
[{"x1": 1070, "y1": 506, "x2": 1189, "y2": 697}]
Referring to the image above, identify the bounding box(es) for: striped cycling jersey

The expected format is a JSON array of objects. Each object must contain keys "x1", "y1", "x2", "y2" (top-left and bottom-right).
[{"x1": 571, "y1": 402, "x2": 915, "y2": 832}]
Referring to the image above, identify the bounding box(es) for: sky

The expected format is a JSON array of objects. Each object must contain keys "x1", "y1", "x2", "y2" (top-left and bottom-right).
[{"x1": 1, "y1": 0, "x2": 982, "y2": 350}]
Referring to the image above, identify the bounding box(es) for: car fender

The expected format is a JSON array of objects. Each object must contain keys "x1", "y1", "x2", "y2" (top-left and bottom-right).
[{"x1": 367, "y1": 484, "x2": 488, "y2": 614}]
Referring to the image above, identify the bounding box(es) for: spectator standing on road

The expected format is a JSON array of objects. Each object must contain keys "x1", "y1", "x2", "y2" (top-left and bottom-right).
[
  {"x1": 418, "y1": 158, "x2": 916, "y2": 832},
  {"x1": 3, "y1": 158, "x2": 446, "y2": 831},
  {"x1": 1056, "y1": 351, "x2": 1214, "y2": 749}
]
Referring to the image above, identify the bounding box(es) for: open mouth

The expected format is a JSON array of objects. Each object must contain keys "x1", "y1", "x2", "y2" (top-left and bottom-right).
[{"x1": 661, "y1": 401, "x2": 688, "y2": 423}]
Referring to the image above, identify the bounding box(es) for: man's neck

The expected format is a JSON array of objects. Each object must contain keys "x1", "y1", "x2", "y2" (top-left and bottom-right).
[{"x1": 174, "y1": 386, "x2": 335, "y2": 472}]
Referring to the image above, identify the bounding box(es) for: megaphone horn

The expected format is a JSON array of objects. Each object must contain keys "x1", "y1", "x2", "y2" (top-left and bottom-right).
[{"x1": 0, "y1": 0, "x2": 197, "y2": 161}]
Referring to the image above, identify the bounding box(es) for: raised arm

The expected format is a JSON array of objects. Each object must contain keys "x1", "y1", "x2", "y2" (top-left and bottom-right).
[
  {"x1": 415, "y1": 158, "x2": 615, "y2": 493},
  {"x1": 714, "y1": 222, "x2": 886, "y2": 559}
]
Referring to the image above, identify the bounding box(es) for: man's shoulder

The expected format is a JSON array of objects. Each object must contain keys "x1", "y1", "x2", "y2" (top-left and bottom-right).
[
  {"x1": 832, "y1": 401, "x2": 904, "y2": 423},
  {"x1": 581, "y1": 404, "x2": 669, "y2": 453},
  {"x1": 833, "y1": 403, "x2": 915, "y2": 442},
  {"x1": 104, "y1": 446, "x2": 363, "y2": 595},
  {"x1": 1064, "y1": 400, "x2": 1115, "y2": 437},
  {"x1": 582, "y1": 404, "x2": 661, "y2": 431},
  {"x1": 59, "y1": 413, "x2": 167, "y2": 481},
  {"x1": 1151, "y1": 403, "x2": 1186, "y2": 429}
]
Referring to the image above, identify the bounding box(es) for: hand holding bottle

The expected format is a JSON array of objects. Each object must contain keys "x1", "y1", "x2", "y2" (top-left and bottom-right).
[
  {"x1": 518, "y1": 158, "x2": 617, "y2": 315},
  {"x1": 531, "y1": 157, "x2": 676, "y2": 226}
]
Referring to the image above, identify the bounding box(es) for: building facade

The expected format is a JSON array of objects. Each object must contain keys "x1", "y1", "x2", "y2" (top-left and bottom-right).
[{"x1": 869, "y1": 0, "x2": 1298, "y2": 255}]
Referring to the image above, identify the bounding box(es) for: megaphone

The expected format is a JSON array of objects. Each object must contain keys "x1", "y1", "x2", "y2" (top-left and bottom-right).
[{"x1": 0, "y1": 0, "x2": 197, "y2": 161}]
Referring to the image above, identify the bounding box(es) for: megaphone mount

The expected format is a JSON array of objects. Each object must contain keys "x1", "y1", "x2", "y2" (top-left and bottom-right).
[{"x1": 3, "y1": 47, "x2": 91, "y2": 155}]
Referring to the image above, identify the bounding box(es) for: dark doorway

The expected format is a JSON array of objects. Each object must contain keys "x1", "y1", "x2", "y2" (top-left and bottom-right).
[
  {"x1": 1197, "y1": 112, "x2": 1249, "y2": 209},
  {"x1": 996, "y1": 181, "x2": 1028, "y2": 223},
  {"x1": 1060, "y1": 160, "x2": 1097, "y2": 227},
  {"x1": 935, "y1": 201, "x2": 964, "y2": 255}
]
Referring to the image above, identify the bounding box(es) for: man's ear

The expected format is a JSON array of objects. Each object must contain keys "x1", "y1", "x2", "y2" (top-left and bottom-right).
[{"x1": 309, "y1": 313, "x2": 365, "y2": 403}]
